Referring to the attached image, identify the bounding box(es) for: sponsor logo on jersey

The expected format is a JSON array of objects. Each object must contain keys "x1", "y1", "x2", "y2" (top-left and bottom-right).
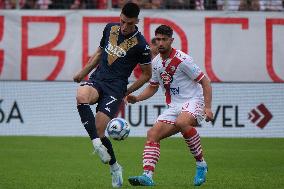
[
  {"x1": 170, "y1": 87, "x2": 180, "y2": 95},
  {"x1": 105, "y1": 42, "x2": 126, "y2": 58}
]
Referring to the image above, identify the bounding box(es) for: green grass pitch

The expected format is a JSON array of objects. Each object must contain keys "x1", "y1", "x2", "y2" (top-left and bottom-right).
[{"x1": 0, "y1": 137, "x2": 284, "y2": 189}]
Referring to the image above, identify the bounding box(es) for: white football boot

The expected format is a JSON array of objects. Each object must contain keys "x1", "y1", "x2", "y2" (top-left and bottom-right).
[{"x1": 110, "y1": 164, "x2": 123, "y2": 188}]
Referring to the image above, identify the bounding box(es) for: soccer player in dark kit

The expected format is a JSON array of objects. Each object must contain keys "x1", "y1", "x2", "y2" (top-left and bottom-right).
[{"x1": 73, "y1": 2, "x2": 152, "y2": 188}]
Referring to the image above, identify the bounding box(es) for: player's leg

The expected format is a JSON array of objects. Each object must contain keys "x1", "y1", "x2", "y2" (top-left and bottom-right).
[
  {"x1": 76, "y1": 83, "x2": 111, "y2": 164},
  {"x1": 129, "y1": 108, "x2": 179, "y2": 186},
  {"x1": 76, "y1": 84, "x2": 99, "y2": 139},
  {"x1": 95, "y1": 95, "x2": 124, "y2": 188},
  {"x1": 95, "y1": 111, "x2": 117, "y2": 164},
  {"x1": 143, "y1": 121, "x2": 179, "y2": 178},
  {"x1": 175, "y1": 99, "x2": 208, "y2": 186}
]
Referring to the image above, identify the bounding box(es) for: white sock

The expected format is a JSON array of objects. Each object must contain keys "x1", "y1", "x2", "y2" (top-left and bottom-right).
[
  {"x1": 110, "y1": 162, "x2": 119, "y2": 171},
  {"x1": 143, "y1": 170, "x2": 153, "y2": 179},
  {"x1": 196, "y1": 160, "x2": 207, "y2": 167},
  {"x1": 92, "y1": 138, "x2": 102, "y2": 148}
]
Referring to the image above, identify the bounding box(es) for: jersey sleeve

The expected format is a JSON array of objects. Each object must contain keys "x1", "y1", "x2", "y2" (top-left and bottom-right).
[
  {"x1": 138, "y1": 43, "x2": 152, "y2": 65},
  {"x1": 99, "y1": 24, "x2": 109, "y2": 49},
  {"x1": 181, "y1": 58, "x2": 205, "y2": 82},
  {"x1": 149, "y1": 62, "x2": 159, "y2": 86}
]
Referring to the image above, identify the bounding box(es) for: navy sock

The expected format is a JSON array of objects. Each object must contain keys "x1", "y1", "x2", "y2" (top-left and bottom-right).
[
  {"x1": 77, "y1": 103, "x2": 98, "y2": 140},
  {"x1": 101, "y1": 136, "x2": 116, "y2": 165}
]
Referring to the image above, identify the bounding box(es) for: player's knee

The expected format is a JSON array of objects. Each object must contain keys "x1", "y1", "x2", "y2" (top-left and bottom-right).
[
  {"x1": 76, "y1": 93, "x2": 89, "y2": 104},
  {"x1": 176, "y1": 117, "x2": 195, "y2": 133},
  {"x1": 176, "y1": 113, "x2": 196, "y2": 127},
  {"x1": 175, "y1": 118, "x2": 185, "y2": 128},
  {"x1": 97, "y1": 126, "x2": 106, "y2": 138}
]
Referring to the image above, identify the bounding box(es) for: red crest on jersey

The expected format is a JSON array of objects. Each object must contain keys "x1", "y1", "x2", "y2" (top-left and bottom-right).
[{"x1": 160, "y1": 71, "x2": 173, "y2": 85}]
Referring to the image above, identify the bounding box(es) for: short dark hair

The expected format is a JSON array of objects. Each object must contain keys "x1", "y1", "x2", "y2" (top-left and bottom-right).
[
  {"x1": 155, "y1": 25, "x2": 173, "y2": 38},
  {"x1": 121, "y1": 2, "x2": 140, "y2": 18}
]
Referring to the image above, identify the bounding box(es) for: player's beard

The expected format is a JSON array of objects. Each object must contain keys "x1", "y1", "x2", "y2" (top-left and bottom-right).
[{"x1": 158, "y1": 46, "x2": 170, "y2": 54}]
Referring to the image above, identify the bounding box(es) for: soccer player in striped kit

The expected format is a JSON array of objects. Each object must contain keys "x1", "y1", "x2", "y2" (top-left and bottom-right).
[{"x1": 127, "y1": 24, "x2": 213, "y2": 186}]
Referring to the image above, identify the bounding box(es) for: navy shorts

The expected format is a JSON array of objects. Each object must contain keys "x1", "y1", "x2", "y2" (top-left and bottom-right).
[{"x1": 80, "y1": 79, "x2": 126, "y2": 118}]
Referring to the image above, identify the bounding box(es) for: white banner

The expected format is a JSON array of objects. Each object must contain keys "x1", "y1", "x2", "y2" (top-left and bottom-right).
[
  {"x1": 0, "y1": 10, "x2": 283, "y2": 82},
  {"x1": 0, "y1": 81, "x2": 283, "y2": 137}
]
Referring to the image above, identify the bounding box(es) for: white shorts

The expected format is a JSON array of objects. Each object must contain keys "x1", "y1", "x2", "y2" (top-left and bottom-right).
[{"x1": 157, "y1": 98, "x2": 205, "y2": 125}]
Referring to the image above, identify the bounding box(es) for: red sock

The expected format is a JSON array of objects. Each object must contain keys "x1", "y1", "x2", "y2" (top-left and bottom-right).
[
  {"x1": 143, "y1": 142, "x2": 160, "y2": 172},
  {"x1": 183, "y1": 127, "x2": 204, "y2": 162}
]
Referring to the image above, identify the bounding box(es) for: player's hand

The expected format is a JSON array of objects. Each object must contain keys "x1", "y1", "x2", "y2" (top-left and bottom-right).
[
  {"x1": 73, "y1": 72, "x2": 84, "y2": 83},
  {"x1": 204, "y1": 108, "x2": 213, "y2": 122},
  {"x1": 126, "y1": 95, "x2": 138, "y2": 104}
]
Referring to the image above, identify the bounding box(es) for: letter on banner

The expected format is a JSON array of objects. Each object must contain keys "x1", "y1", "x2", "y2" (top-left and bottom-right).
[
  {"x1": 205, "y1": 17, "x2": 249, "y2": 82},
  {"x1": 21, "y1": 16, "x2": 66, "y2": 80},
  {"x1": 266, "y1": 18, "x2": 284, "y2": 82}
]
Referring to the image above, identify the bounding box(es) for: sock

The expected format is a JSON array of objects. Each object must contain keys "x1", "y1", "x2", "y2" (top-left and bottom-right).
[
  {"x1": 77, "y1": 103, "x2": 98, "y2": 140},
  {"x1": 183, "y1": 127, "x2": 204, "y2": 162},
  {"x1": 101, "y1": 136, "x2": 116, "y2": 165},
  {"x1": 143, "y1": 142, "x2": 160, "y2": 175},
  {"x1": 92, "y1": 138, "x2": 102, "y2": 147},
  {"x1": 110, "y1": 162, "x2": 119, "y2": 171},
  {"x1": 196, "y1": 160, "x2": 207, "y2": 167}
]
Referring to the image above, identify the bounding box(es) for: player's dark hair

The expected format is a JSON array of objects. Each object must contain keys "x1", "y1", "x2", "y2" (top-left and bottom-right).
[
  {"x1": 121, "y1": 2, "x2": 140, "y2": 18},
  {"x1": 155, "y1": 25, "x2": 173, "y2": 38}
]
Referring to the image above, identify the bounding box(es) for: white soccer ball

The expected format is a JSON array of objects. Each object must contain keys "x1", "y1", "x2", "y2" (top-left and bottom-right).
[{"x1": 107, "y1": 118, "x2": 130, "y2": 141}]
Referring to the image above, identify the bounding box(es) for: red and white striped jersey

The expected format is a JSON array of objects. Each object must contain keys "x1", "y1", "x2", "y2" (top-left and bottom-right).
[{"x1": 150, "y1": 48, "x2": 204, "y2": 106}]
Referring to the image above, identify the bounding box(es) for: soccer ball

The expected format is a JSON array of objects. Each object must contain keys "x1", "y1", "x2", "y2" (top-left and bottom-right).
[{"x1": 107, "y1": 118, "x2": 130, "y2": 141}]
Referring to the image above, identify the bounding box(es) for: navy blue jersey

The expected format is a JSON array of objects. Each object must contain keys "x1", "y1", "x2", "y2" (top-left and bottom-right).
[{"x1": 90, "y1": 23, "x2": 151, "y2": 84}]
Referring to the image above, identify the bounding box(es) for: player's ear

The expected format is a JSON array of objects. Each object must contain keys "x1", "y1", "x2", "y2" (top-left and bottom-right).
[{"x1": 135, "y1": 18, "x2": 139, "y2": 24}]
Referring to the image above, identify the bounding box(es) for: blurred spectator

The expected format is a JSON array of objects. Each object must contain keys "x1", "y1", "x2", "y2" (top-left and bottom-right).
[
  {"x1": 70, "y1": 0, "x2": 96, "y2": 9},
  {"x1": 239, "y1": 0, "x2": 260, "y2": 11},
  {"x1": 112, "y1": 0, "x2": 127, "y2": 8},
  {"x1": 97, "y1": 0, "x2": 107, "y2": 9},
  {"x1": 131, "y1": 0, "x2": 144, "y2": 7},
  {"x1": 152, "y1": 0, "x2": 164, "y2": 9},
  {"x1": 49, "y1": 0, "x2": 74, "y2": 9},
  {"x1": 37, "y1": 0, "x2": 51, "y2": 9},
  {"x1": 259, "y1": 0, "x2": 283, "y2": 11},
  {"x1": 195, "y1": 0, "x2": 204, "y2": 9},
  {"x1": 217, "y1": 0, "x2": 240, "y2": 10},
  {"x1": 22, "y1": 0, "x2": 37, "y2": 9},
  {"x1": 144, "y1": 0, "x2": 164, "y2": 9},
  {"x1": 0, "y1": 0, "x2": 17, "y2": 9},
  {"x1": 166, "y1": 0, "x2": 204, "y2": 10},
  {"x1": 218, "y1": 0, "x2": 261, "y2": 11},
  {"x1": 0, "y1": 0, "x2": 4, "y2": 8},
  {"x1": 204, "y1": 0, "x2": 217, "y2": 9}
]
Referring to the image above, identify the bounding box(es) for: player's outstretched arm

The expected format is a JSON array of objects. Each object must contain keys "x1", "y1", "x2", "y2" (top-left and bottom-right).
[
  {"x1": 73, "y1": 47, "x2": 103, "y2": 83},
  {"x1": 125, "y1": 64, "x2": 152, "y2": 95},
  {"x1": 199, "y1": 76, "x2": 213, "y2": 122},
  {"x1": 127, "y1": 84, "x2": 159, "y2": 104}
]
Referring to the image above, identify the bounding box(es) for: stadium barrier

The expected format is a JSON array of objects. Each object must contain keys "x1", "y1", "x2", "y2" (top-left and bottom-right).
[{"x1": 0, "y1": 81, "x2": 283, "y2": 138}]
